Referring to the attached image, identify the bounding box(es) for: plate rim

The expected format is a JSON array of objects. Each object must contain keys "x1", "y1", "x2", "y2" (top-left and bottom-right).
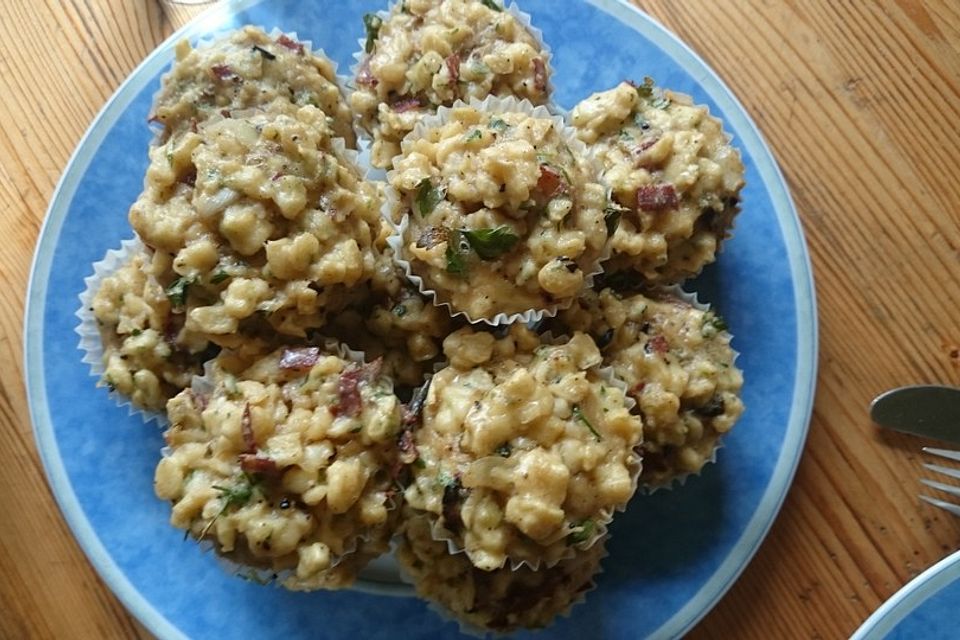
[
  {"x1": 851, "y1": 550, "x2": 960, "y2": 639},
  {"x1": 22, "y1": 1, "x2": 818, "y2": 638}
]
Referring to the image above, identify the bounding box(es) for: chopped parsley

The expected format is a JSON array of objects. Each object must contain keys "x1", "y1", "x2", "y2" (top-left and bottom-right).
[
  {"x1": 572, "y1": 404, "x2": 602, "y2": 441},
  {"x1": 701, "y1": 311, "x2": 728, "y2": 338},
  {"x1": 445, "y1": 228, "x2": 469, "y2": 276},
  {"x1": 480, "y1": 0, "x2": 502, "y2": 11},
  {"x1": 210, "y1": 269, "x2": 230, "y2": 284},
  {"x1": 567, "y1": 518, "x2": 596, "y2": 544},
  {"x1": 415, "y1": 177, "x2": 445, "y2": 216},
  {"x1": 634, "y1": 77, "x2": 655, "y2": 99},
  {"x1": 461, "y1": 226, "x2": 519, "y2": 260},
  {"x1": 489, "y1": 116, "x2": 508, "y2": 132},
  {"x1": 436, "y1": 470, "x2": 458, "y2": 488},
  {"x1": 363, "y1": 13, "x2": 383, "y2": 54},
  {"x1": 165, "y1": 276, "x2": 192, "y2": 308},
  {"x1": 465, "y1": 128, "x2": 483, "y2": 142}
]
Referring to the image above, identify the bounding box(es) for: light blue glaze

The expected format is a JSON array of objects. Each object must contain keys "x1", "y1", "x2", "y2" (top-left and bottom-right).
[
  {"x1": 24, "y1": 1, "x2": 817, "y2": 638},
  {"x1": 853, "y1": 550, "x2": 960, "y2": 639}
]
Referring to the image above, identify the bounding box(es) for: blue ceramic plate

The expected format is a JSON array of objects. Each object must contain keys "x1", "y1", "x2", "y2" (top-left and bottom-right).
[
  {"x1": 852, "y1": 551, "x2": 960, "y2": 640},
  {"x1": 24, "y1": 1, "x2": 817, "y2": 638}
]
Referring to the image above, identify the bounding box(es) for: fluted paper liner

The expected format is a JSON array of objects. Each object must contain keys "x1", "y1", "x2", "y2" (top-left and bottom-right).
[
  {"x1": 348, "y1": 0, "x2": 557, "y2": 148},
  {"x1": 385, "y1": 95, "x2": 608, "y2": 326},
  {"x1": 75, "y1": 238, "x2": 168, "y2": 427},
  {"x1": 165, "y1": 338, "x2": 399, "y2": 588}
]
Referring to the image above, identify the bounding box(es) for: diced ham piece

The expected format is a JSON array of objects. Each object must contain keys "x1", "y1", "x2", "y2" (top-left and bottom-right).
[
  {"x1": 636, "y1": 184, "x2": 679, "y2": 211},
  {"x1": 537, "y1": 164, "x2": 566, "y2": 197},
  {"x1": 239, "y1": 453, "x2": 279, "y2": 476}
]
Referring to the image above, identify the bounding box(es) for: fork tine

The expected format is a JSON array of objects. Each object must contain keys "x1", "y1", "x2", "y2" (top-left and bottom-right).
[
  {"x1": 920, "y1": 478, "x2": 960, "y2": 497},
  {"x1": 919, "y1": 494, "x2": 960, "y2": 517},
  {"x1": 923, "y1": 447, "x2": 960, "y2": 463},
  {"x1": 922, "y1": 463, "x2": 960, "y2": 481}
]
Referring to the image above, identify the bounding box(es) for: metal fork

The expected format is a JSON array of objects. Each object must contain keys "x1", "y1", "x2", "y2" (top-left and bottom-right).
[{"x1": 920, "y1": 448, "x2": 960, "y2": 516}]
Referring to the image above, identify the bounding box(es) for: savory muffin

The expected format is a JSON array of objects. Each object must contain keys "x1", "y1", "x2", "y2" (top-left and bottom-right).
[
  {"x1": 555, "y1": 286, "x2": 743, "y2": 486},
  {"x1": 571, "y1": 80, "x2": 744, "y2": 284},
  {"x1": 151, "y1": 26, "x2": 355, "y2": 147},
  {"x1": 403, "y1": 325, "x2": 642, "y2": 570},
  {"x1": 154, "y1": 344, "x2": 402, "y2": 590},
  {"x1": 350, "y1": 0, "x2": 552, "y2": 168},
  {"x1": 388, "y1": 101, "x2": 607, "y2": 321},
  {"x1": 129, "y1": 104, "x2": 382, "y2": 342}
]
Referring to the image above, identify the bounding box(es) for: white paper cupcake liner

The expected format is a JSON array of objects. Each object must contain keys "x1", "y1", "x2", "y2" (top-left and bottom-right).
[
  {"x1": 75, "y1": 238, "x2": 169, "y2": 427},
  {"x1": 384, "y1": 94, "x2": 608, "y2": 326},
  {"x1": 348, "y1": 0, "x2": 556, "y2": 147},
  {"x1": 631, "y1": 285, "x2": 741, "y2": 494},
  {"x1": 397, "y1": 517, "x2": 607, "y2": 637},
  {"x1": 148, "y1": 26, "x2": 355, "y2": 147},
  {"x1": 165, "y1": 337, "x2": 399, "y2": 587}
]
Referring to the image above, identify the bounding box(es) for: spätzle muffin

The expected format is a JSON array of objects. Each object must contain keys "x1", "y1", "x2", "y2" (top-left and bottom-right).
[
  {"x1": 555, "y1": 286, "x2": 743, "y2": 487},
  {"x1": 129, "y1": 104, "x2": 382, "y2": 342},
  {"x1": 151, "y1": 26, "x2": 355, "y2": 147},
  {"x1": 396, "y1": 513, "x2": 604, "y2": 632},
  {"x1": 389, "y1": 102, "x2": 607, "y2": 321},
  {"x1": 571, "y1": 80, "x2": 744, "y2": 284},
  {"x1": 403, "y1": 325, "x2": 642, "y2": 570},
  {"x1": 154, "y1": 345, "x2": 402, "y2": 590},
  {"x1": 351, "y1": 0, "x2": 552, "y2": 168},
  {"x1": 90, "y1": 248, "x2": 220, "y2": 410}
]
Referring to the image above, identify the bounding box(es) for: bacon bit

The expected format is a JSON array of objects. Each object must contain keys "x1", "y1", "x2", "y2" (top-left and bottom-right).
[
  {"x1": 238, "y1": 453, "x2": 279, "y2": 476},
  {"x1": 356, "y1": 57, "x2": 378, "y2": 87},
  {"x1": 180, "y1": 168, "x2": 197, "y2": 187},
  {"x1": 186, "y1": 388, "x2": 208, "y2": 412},
  {"x1": 629, "y1": 382, "x2": 646, "y2": 396},
  {"x1": 537, "y1": 164, "x2": 566, "y2": 197},
  {"x1": 276, "y1": 34, "x2": 304, "y2": 54},
  {"x1": 362, "y1": 357, "x2": 384, "y2": 382},
  {"x1": 636, "y1": 184, "x2": 679, "y2": 211},
  {"x1": 445, "y1": 53, "x2": 460, "y2": 84},
  {"x1": 241, "y1": 403, "x2": 256, "y2": 453},
  {"x1": 220, "y1": 109, "x2": 231, "y2": 118},
  {"x1": 397, "y1": 428, "x2": 417, "y2": 465},
  {"x1": 532, "y1": 57, "x2": 547, "y2": 93},
  {"x1": 337, "y1": 365, "x2": 363, "y2": 418},
  {"x1": 648, "y1": 334, "x2": 669, "y2": 355},
  {"x1": 211, "y1": 64, "x2": 235, "y2": 80},
  {"x1": 279, "y1": 346, "x2": 321, "y2": 371},
  {"x1": 392, "y1": 97, "x2": 422, "y2": 113},
  {"x1": 271, "y1": 171, "x2": 284, "y2": 182}
]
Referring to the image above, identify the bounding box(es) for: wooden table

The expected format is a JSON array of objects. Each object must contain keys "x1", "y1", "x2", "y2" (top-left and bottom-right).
[{"x1": 3, "y1": 1, "x2": 959, "y2": 637}]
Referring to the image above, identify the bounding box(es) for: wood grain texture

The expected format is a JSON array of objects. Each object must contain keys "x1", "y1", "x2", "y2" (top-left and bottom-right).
[{"x1": 1, "y1": 1, "x2": 959, "y2": 638}]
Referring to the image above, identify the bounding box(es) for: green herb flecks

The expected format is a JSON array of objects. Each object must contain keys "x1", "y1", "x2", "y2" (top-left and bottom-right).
[
  {"x1": 572, "y1": 404, "x2": 602, "y2": 441},
  {"x1": 701, "y1": 311, "x2": 728, "y2": 338},
  {"x1": 651, "y1": 95, "x2": 671, "y2": 110},
  {"x1": 210, "y1": 269, "x2": 230, "y2": 285},
  {"x1": 634, "y1": 77, "x2": 655, "y2": 99},
  {"x1": 415, "y1": 177, "x2": 445, "y2": 216},
  {"x1": 165, "y1": 276, "x2": 193, "y2": 308},
  {"x1": 363, "y1": 13, "x2": 383, "y2": 54},
  {"x1": 604, "y1": 203, "x2": 626, "y2": 237},
  {"x1": 489, "y1": 116, "x2": 508, "y2": 132},
  {"x1": 465, "y1": 128, "x2": 483, "y2": 142},
  {"x1": 567, "y1": 518, "x2": 596, "y2": 544},
  {"x1": 436, "y1": 470, "x2": 458, "y2": 488},
  {"x1": 445, "y1": 228, "x2": 468, "y2": 276},
  {"x1": 200, "y1": 475, "x2": 256, "y2": 539},
  {"x1": 480, "y1": 0, "x2": 502, "y2": 12},
  {"x1": 461, "y1": 226, "x2": 519, "y2": 260}
]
